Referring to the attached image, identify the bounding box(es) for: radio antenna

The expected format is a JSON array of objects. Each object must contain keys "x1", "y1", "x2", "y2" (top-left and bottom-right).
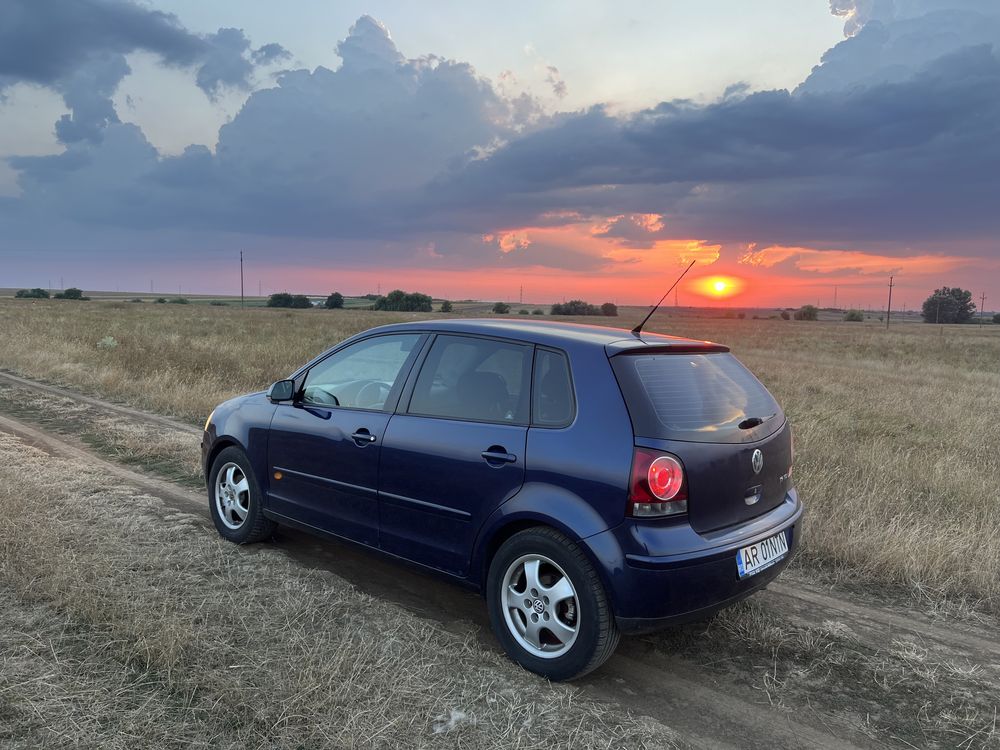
[{"x1": 631, "y1": 260, "x2": 697, "y2": 336}]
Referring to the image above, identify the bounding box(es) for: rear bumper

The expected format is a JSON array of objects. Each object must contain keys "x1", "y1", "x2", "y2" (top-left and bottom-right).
[{"x1": 583, "y1": 491, "x2": 802, "y2": 633}]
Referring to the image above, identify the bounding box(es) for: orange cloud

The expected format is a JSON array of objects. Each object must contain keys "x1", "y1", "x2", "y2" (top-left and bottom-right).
[
  {"x1": 482, "y1": 231, "x2": 531, "y2": 252},
  {"x1": 738, "y1": 245, "x2": 986, "y2": 275}
]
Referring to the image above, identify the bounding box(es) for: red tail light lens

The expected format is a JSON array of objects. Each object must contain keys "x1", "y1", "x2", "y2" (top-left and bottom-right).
[{"x1": 628, "y1": 448, "x2": 688, "y2": 518}]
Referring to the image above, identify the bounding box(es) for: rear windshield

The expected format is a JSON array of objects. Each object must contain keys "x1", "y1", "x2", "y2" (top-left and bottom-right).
[{"x1": 611, "y1": 352, "x2": 782, "y2": 443}]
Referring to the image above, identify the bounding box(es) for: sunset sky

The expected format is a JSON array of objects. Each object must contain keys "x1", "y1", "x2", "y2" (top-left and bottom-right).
[{"x1": 1, "y1": 0, "x2": 998, "y2": 309}]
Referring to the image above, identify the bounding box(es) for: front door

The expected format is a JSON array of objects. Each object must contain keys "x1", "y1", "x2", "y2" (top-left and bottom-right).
[
  {"x1": 266, "y1": 333, "x2": 424, "y2": 545},
  {"x1": 379, "y1": 334, "x2": 531, "y2": 574}
]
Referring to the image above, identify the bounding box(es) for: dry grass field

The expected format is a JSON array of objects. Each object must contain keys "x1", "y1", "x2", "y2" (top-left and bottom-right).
[
  {"x1": 0, "y1": 432, "x2": 674, "y2": 749},
  {"x1": 0, "y1": 297, "x2": 997, "y2": 617}
]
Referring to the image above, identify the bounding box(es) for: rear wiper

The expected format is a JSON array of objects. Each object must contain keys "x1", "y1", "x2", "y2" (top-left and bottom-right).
[{"x1": 738, "y1": 413, "x2": 776, "y2": 430}]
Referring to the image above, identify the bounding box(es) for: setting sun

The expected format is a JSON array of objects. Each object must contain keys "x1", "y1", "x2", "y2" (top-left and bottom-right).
[{"x1": 693, "y1": 275, "x2": 746, "y2": 299}]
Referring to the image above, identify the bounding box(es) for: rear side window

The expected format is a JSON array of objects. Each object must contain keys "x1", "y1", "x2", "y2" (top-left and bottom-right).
[
  {"x1": 408, "y1": 335, "x2": 531, "y2": 424},
  {"x1": 532, "y1": 349, "x2": 575, "y2": 426},
  {"x1": 611, "y1": 352, "x2": 782, "y2": 443}
]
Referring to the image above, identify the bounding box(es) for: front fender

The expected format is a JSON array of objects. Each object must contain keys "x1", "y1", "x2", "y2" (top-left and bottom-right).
[{"x1": 202, "y1": 393, "x2": 276, "y2": 496}]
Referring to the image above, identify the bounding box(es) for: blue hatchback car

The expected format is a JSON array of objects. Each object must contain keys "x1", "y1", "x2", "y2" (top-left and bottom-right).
[{"x1": 202, "y1": 319, "x2": 801, "y2": 680}]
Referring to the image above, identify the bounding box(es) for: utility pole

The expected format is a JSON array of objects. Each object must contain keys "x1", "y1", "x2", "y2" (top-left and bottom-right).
[
  {"x1": 833, "y1": 285, "x2": 838, "y2": 309},
  {"x1": 240, "y1": 251, "x2": 245, "y2": 309},
  {"x1": 150, "y1": 279, "x2": 153, "y2": 294},
  {"x1": 519, "y1": 285, "x2": 523, "y2": 304},
  {"x1": 885, "y1": 276, "x2": 894, "y2": 329},
  {"x1": 980, "y1": 292, "x2": 987, "y2": 327}
]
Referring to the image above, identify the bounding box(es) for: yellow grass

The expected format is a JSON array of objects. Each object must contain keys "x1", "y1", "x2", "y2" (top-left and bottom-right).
[
  {"x1": 1, "y1": 299, "x2": 998, "y2": 608},
  {"x1": 0, "y1": 433, "x2": 674, "y2": 749}
]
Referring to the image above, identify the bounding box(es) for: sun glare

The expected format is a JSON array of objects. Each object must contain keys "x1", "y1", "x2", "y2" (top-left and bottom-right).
[{"x1": 693, "y1": 275, "x2": 745, "y2": 299}]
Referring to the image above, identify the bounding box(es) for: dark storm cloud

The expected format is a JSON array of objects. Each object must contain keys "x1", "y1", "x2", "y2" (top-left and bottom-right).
[
  {"x1": 433, "y1": 43, "x2": 1000, "y2": 249},
  {"x1": 0, "y1": 0, "x2": 288, "y2": 142},
  {"x1": 5, "y1": 15, "x2": 535, "y2": 253},
  {"x1": 2, "y1": 2, "x2": 999, "y2": 270}
]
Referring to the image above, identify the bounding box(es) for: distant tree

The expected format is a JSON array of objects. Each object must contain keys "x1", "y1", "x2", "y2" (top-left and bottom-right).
[
  {"x1": 54, "y1": 287, "x2": 89, "y2": 300},
  {"x1": 492, "y1": 301, "x2": 510, "y2": 314},
  {"x1": 130, "y1": 298, "x2": 144, "y2": 303},
  {"x1": 532, "y1": 308, "x2": 545, "y2": 315},
  {"x1": 844, "y1": 309, "x2": 864, "y2": 322},
  {"x1": 439, "y1": 300, "x2": 453, "y2": 313},
  {"x1": 780, "y1": 311, "x2": 790, "y2": 320},
  {"x1": 324, "y1": 292, "x2": 345, "y2": 309},
  {"x1": 793, "y1": 305, "x2": 818, "y2": 321},
  {"x1": 168, "y1": 297, "x2": 189, "y2": 304},
  {"x1": 155, "y1": 297, "x2": 167, "y2": 304},
  {"x1": 921, "y1": 287, "x2": 976, "y2": 324},
  {"x1": 290, "y1": 295, "x2": 312, "y2": 308},
  {"x1": 267, "y1": 292, "x2": 294, "y2": 308},
  {"x1": 210, "y1": 300, "x2": 227, "y2": 306},
  {"x1": 551, "y1": 299, "x2": 600, "y2": 316},
  {"x1": 737, "y1": 312, "x2": 746, "y2": 320},
  {"x1": 374, "y1": 290, "x2": 433, "y2": 312},
  {"x1": 994, "y1": 313, "x2": 1000, "y2": 324},
  {"x1": 600, "y1": 302, "x2": 618, "y2": 317},
  {"x1": 15, "y1": 288, "x2": 49, "y2": 299},
  {"x1": 518, "y1": 308, "x2": 530, "y2": 314}
]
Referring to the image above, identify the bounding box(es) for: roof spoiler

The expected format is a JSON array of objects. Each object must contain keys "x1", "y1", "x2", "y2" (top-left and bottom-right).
[{"x1": 607, "y1": 341, "x2": 730, "y2": 356}]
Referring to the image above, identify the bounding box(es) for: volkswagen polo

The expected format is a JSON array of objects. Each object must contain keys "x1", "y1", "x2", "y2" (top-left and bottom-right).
[{"x1": 202, "y1": 319, "x2": 802, "y2": 680}]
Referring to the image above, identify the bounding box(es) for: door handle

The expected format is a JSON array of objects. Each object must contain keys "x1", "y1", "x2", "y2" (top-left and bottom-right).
[
  {"x1": 481, "y1": 447, "x2": 517, "y2": 465},
  {"x1": 351, "y1": 429, "x2": 377, "y2": 446}
]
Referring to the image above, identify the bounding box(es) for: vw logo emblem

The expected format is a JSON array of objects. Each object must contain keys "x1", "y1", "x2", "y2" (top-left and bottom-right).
[
  {"x1": 532, "y1": 599, "x2": 545, "y2": 614},
  {"x1": 751, "y1": 449, "x2": 764, "y2": 475}
]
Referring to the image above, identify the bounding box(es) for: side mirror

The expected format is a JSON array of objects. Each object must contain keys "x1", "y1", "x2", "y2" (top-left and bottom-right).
[{"x1": 267, "y1": 379, "x2": 296, "y2": 403}]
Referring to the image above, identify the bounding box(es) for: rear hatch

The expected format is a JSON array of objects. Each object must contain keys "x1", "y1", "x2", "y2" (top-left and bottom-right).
[{"x1": 610, "y1": 349, "x2": 792, "y2": 533}]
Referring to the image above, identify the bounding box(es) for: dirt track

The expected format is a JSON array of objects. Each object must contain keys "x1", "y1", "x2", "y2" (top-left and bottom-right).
[{"x1": 1, "y1": 370, "x2": 997, "y2": 750}]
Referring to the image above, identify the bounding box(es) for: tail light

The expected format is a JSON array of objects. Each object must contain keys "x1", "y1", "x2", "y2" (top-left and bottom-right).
[{"x1": 628, "y1": 448, "x2": 688, "y2": 518}]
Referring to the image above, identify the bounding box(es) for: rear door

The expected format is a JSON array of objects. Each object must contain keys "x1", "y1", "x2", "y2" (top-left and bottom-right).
[
  {"x1": 378, "y1": 334, "x2": 531, "y2": 575},
  {"x1": 611, "y1": 351, "x2": 792, "y2": 533}
]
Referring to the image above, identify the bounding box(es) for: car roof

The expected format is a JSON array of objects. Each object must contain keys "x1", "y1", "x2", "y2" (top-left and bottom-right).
[{"x1": 365, "y1": 318, "x2": 728, "y2": 353}]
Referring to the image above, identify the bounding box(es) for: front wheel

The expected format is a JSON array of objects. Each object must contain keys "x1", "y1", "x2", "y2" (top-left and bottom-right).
[
  {"x1": 486, "y1": 527, "x2": 620, "y2": 680},
  {"x1": 208, "y1": 446, "x2": 275, "y2": 544}
]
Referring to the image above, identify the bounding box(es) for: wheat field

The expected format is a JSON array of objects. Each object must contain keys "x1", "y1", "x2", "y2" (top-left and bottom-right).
[{"x1": 1, "y1": 298, "x2": 997, "y2": 610}]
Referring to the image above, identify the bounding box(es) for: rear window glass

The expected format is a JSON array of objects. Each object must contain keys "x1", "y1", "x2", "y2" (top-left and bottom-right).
[{"x1": 611, "y1": 353, "x2": 781, "y2": 442}]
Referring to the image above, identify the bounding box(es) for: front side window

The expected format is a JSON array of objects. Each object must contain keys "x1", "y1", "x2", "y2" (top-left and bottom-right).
[
  {"x1": 408, "y1": 335, "x2": 531, "y2": 423},
  {"x1": 302, "y1": 334, "x2": 421, "y2": 410}
]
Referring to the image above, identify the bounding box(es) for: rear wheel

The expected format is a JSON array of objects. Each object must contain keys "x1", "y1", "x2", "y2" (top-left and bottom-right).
[
  {"x1": 486, "y1": 527, "x2": 619, "y2": 680},
  {"x1": 208, "y1": 446, "x2": 275, "y2": 544}
]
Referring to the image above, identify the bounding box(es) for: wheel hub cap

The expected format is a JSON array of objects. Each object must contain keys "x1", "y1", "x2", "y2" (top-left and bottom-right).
[{"x1": 501, "y1": 553, "x2": 580, "y2": 659}]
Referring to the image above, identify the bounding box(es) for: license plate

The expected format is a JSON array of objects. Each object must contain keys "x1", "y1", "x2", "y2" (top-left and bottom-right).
[{"x1": 736, "y1": 531, "x2": 789, "y2": 579}]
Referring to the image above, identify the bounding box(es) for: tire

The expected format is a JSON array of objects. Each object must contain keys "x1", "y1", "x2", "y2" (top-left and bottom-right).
[
  {"x1": 207, "y1": 446, "x2": 275, "y2": 544},
  {"x1": 486, "y1": 527, "x2": 620, "y2": 681}
]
